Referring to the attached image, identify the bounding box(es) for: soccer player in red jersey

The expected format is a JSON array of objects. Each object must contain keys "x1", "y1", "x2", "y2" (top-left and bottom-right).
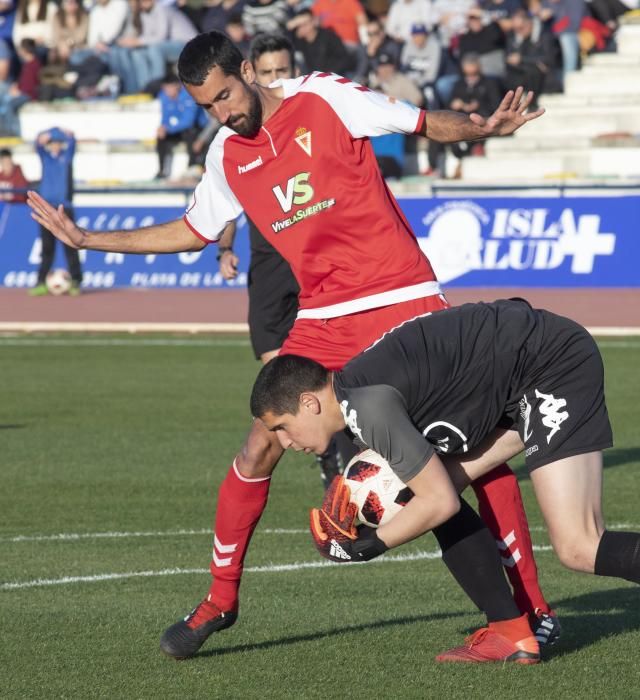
[{"x1": 27, "y1": 31, "x2": 557, "y2": 661}]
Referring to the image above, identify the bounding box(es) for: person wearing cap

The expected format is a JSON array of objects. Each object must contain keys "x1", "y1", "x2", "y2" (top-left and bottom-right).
[
  {"x1": 29, "y1": 128, "x2": 82, "y2": 296},
  {"x1": 386, "y1": 0, "x2": 437, "y2": 43},
  {"x1": 401, "y1": 23, "x2": 442, "y2": 90},
  {"x1": 401, "y1": 22, "x2": 443, "y2": 175}
]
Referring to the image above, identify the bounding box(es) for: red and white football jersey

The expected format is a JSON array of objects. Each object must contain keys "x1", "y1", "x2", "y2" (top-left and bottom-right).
[{"x1": 185, "y1": 72, "x2": 439, "y2": 318}]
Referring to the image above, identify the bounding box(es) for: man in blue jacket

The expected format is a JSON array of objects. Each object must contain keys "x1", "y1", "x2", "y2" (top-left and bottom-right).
[
  {"x1": 30, "y1": 127, "x2": 82, "y2": 296},
  {"x1": 155, "y1": 73, "x2": 203, "y2": 179}
]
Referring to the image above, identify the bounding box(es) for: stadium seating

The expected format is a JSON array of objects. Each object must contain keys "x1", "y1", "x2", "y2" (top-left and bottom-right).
[{"x1": 463, "y1": 19, "x2": 640, "y2": 182}]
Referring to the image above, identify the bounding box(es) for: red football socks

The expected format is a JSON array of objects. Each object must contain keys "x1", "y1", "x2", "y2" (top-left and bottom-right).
[
  {"x1": 207, "y1": 460, "x2": 271, "y2": 612},
  {"x1": 472, "y1": 463, "x2": 551, "y2": 615}
]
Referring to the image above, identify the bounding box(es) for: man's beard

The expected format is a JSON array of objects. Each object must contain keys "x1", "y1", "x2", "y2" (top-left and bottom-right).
[{"x1": 227, "y1": 86, "x2": 263, "y2": 138}]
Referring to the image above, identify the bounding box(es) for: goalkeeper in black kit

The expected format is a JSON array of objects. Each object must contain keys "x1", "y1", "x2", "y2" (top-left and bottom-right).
[{"x1": 251, "y1": 299, "x2": 639, "y2": 663}]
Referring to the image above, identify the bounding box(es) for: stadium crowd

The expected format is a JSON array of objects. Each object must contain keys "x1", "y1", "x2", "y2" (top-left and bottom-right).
[{"x1": 0, "y1": 0, "x2": 636, "y2": 176}]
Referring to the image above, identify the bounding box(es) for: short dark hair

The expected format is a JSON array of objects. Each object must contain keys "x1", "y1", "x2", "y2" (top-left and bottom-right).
[
  {"x1": 249, "y1": 32, "x2": 295, "y2": 69},
  {"x1": 250, "y1": 355, "x2": 329, "y2": 418},
  {"x1": 178, "y1": 31, "x2": 244, "y2": 86},
  {"x1": 20, "y1": 38, "x2": 37, "y2": 54},
  {"x1": 0, "y1": 148, "x2": 12, "y2": 158}
]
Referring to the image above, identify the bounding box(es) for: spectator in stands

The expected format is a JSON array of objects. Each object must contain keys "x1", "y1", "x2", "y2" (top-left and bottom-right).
[
  {"x1": 201, "y1": 0, "x2": 246, "y2": 34},
  {"x1": 0, "y1": 1, "x2": 16, "y2": 38},
  {"x1": 537, "y1": 0, "x2": 586, "y2": 77},
  {"x1": 51, "y1": 0, "x2": 89, "y2": 61},
  {"x1": 364, "y1": 16, "x2": 401, "y2": 76},
  {"x1": 225, "y1": 12, "x2": 250, "y2": 56},
  {"x1": 312, "y1": 0, "x2": 367, "y2": 81},
  {"x1": 386, "y1": 0, "x2": 437, "y2": 44},
  {"x1": 0, "y1": 27, "x2": 11, "y2": 88},
  {"x1": 0, "y1": 1, "x2": 17, "y2": 64},
  {"x1": 175, "y1": 0, "x2": 208, "y2": 32},
  {"x1": 0, "y1": 37, "x2": 39, "y2": 134},
  {"x1": 111, "y1": 0, "x2": 196, "y2": 94},
  {"x1": 448, "y1": 52, "x2": 500, "y2": 174},
  {"x1": 13, "y1": 0, "x2": 57, "y2": 55},
  {"x1": 241, "y1": 0, "x2": 289, "y2": 37},
  {"x1": 432, "y1": 0, "x2": 477, "y2": 47},
  {"x1": 30, "y1": 128, "x2": 82, "y2": 297},
  {"x1": 401, "y1": 22, "x2": 442, "y2": 94},
  {"x1": 479, "y1": 0, "x2": 524, "y2": 32},
  {"x1": 458, "y1": 5, "x2": 507, "y2": 78},
  {"x1": 155, "y1": 72, "x2": 200, "y2": 179},
  {"x1": 504, "y1": 8, "x2": 559, "y2": 96},
  {"x1": 0, "y1": 147, "x2": 28, "y2": 201},
  {"x1": 288, "y1": 7, "x2": 353, "y2": 74},
  {"x1": 311, "y1": 0, "x2": 366, "y2": 45},
  {"x1": 68, "y1": 0, "x2": 128, "y2": 93}
]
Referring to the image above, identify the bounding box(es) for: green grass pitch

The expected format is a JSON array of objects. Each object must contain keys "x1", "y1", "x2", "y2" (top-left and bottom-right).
[{"x1": 1, "y1": 335, "x2": 639, "y2": 699}]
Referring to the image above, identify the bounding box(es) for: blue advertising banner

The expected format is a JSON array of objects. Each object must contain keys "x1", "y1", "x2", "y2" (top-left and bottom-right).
[{"x1": 1, "y1": 195, "x2": 638, "y2": 288}]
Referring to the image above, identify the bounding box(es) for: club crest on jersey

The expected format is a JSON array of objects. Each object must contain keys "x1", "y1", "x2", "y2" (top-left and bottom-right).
[{"x1": 294, "y1": 127, "x2": 312, "y2": 157}]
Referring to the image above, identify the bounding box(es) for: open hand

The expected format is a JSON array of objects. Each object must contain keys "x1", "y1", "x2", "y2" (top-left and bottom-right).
[
  {"x1": 469, "y1": 86, "x2": 544, "y2": 137},
  {"x1": 27, "y1": 191, "x2": 87, "y2": 249}
]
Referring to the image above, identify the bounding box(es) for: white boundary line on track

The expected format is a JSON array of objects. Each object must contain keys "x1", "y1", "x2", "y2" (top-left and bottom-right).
[
  {"x1": 0, "y1": 322, "x2": 250, "y2": 334},
  {"x1": 0, "y1": 337, "x2": 251, "y2": 347},
  {"x1": 2, "y1": 523, "x2": 638, "y2": 544},
  {"x1": 0, "y1": 546, "x2": 556, "y2": 591},
  {"x1": 0, "y1": 324, "x2": 638, "y2": 337}
]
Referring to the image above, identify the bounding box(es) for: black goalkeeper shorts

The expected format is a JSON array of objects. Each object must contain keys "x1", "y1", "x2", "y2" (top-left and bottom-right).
[{"x1": 515, "y1": 310, "x2": 613, "y2": 472}]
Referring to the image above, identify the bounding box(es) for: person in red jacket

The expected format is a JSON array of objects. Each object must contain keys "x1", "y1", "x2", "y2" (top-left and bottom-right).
[{"x1": 0, "y1": 148, "x2": 29, "y2": 202}]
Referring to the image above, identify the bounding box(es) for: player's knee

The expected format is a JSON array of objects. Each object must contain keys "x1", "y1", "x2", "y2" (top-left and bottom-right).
[
  {"x1": 552, "y1": 532, "x2": 600, "y2": 573},
  {"x1": 236, "y1": 420, "x2": 282, "y2": 478}
]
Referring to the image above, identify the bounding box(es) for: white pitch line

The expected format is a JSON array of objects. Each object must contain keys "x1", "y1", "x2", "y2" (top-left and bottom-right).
[
  {"x1": 0, "y1": 337, "x2": 251, "y2": 348},
  {"x1": 2, "y1": 523, "x2": 638, "y2": 544},
  {"x1": 0, "y1": 546, "x2": 556, "y2": 591},
  {"x1": 1, "y1": 528, "x2": 307, "y2": 543}
]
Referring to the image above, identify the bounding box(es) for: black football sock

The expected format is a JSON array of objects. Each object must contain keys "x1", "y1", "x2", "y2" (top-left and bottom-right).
[
  {"x1": 594, "y1": 530, "x2": 640, "y2": 583},
  {"x1": 432, "y1": 498, "x2": 522, "y2": 623}
]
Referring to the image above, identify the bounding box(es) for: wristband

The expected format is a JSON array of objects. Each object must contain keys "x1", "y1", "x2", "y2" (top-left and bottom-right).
[
  {"x1": 352, "y1": 526, "x2": 389, "y2": 562},
  {"x1": 216, "y1": 246, "x2": 233, "y2": 261}
]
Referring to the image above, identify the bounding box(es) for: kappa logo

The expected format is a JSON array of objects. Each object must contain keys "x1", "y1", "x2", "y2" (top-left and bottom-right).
[
  {"x1": 238, "y1": 155, "x2": 263, "y2": 174},
  {"x1": 535, "y1": 388, "x2": 569, "y2": 443},
  {"x1": 339, "y1": 400, "x2": 364, "y2": 441},
  {"x1": 294, "y1": 127, "x2": 312, "y2": 157},
  {"x1": 329, "y1": 539, "x2": 351, "y2": 560}
]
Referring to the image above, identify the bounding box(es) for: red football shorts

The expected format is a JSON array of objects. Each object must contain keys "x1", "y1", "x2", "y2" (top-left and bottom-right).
[{"x1": 280, "y1": 294, "x2": 449, "y2": 370}]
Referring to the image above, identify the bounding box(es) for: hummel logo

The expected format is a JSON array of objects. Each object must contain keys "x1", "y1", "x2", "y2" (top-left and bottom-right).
[
  {"x1": 329, "y1": 538, "x2": 351, "y2": 560},
  {"x1": 238, "y1": 155, "x2": 263, "y2": 174}
]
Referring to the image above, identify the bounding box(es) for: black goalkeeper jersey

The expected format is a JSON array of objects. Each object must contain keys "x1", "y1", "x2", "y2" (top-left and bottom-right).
[{"x1": 333, "y1": 298, "x2": 553, "y2": 483}]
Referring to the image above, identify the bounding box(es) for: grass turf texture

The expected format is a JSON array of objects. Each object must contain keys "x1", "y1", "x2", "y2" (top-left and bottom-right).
[{"x1": 1, "y1": 335, "x2": 639, "y2": 699}]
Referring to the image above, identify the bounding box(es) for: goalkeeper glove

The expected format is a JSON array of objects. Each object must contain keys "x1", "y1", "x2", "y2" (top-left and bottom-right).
[{"x1": 310, "y1": 476, "x2": 389, "y2": 563}]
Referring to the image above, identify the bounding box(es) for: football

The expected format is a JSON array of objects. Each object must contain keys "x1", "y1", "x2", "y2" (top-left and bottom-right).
[
  {"x1": 45, "y1": 269, "x2": 72, "y2": 296},
  {"x1": 343, "y1": 449, "x2": 414, "y2": 528}
]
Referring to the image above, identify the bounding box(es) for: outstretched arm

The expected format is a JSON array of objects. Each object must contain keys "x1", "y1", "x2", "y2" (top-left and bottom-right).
[
  {"x1": 420, "y1": 86, "x2": 545, "y2": 143},
  {"x1": 27, "y1": 190, "x2": 207, "y2": 254}
]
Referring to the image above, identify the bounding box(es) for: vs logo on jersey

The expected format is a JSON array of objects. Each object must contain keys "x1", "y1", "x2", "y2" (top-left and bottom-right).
[{"x1": 272, "y1": 172, "x2": 314, "y2": 213}]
